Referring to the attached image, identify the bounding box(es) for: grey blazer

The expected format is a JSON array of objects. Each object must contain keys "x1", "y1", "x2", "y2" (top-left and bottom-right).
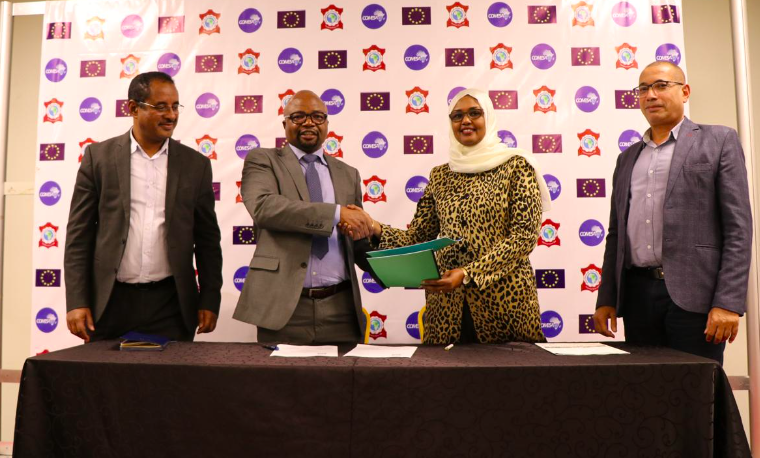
[
  {"x1": 597, "y1": 118, "x2": 752, "y2": 316},
  {"x1": 232, "y1": 146, "x2": 370, "y2": 336},
  {"x1": 64, "y1": 131, "x2": 223, "y2": 331}
]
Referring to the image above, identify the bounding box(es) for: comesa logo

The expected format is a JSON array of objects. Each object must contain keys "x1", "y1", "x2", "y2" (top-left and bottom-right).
[
  {"x1": 363, "y1": 45, "x2": 386, "y2": 71},
  {"x1": 39, "y1": 181, "x2": 62, "y2": 206},
  {"x1": 44, "y1": 58, "x2": 67, "y2": 82},
  {"x1": 406, "y1": 311, "x2": 421, "y2": 339},
  {"x1": 405, "y1": 176, "x2": 429, "y2": 202},
  {"x1": 233, "y1": 266, "x2": 248, "y2": 292},
  {"x1": 618, "y1": 129, "x2": 642, "y2": 152},
  {"x1": 361, "y1": 4, "x2": 387, "y2": 29},
  {"x1": 530, "y1": 44, "x2": 556, "y2": 70},
  {"x1": 406, "y1": 87, "x2": 429, "y2": 114},
  {"x1": 574, "y1": 86, "x2": 600, "y2": 113},
  {"x1": 404, "y1": 45, "x2": 430, "y2": 71},
  {"x1": 195, "y1": 93, "x2": 220, "y2": 118},
  {"x1": 447, "y1": 86, "x2": 466, "y2": 105},
  {"x1": 487, "y1": 2, "x2": 513, "y2": 27},
  {"x1": 579, "y1": 219, "x2": 605, "y2": 246},
  {"x1": 120, "y1": 54, "x2": 140, "y2": 79},
  {"x1": 616, "y1": 43, "x2": 638, "y2": 69},
  {"x1": 238, "y1": 8, "x2": 263, "y2": 33},
  {"x1": 321, "y1": 89, "x2": 345, "y2": 115},
  {"x1": 581, "y1": 264, "x2": 602, "y2": 292},
  {"x1": 362, "y1": 271, "x2": 384, "y2": 293},
  {"x1": 157, "y1": 53, "x2": 181, "y2": 76},
  {"x1": 577, "y1": 129, "x2": 600, "y2": 156},
  {"x1": 362, "y1": 131, "x2": 388, "y2": 158},
  {"x1": 369, "y1": 311, "x2": 388, "y2": 340},
  {"x1": 533, "y1": 86, "x2": 556, "y2": 113},
  {"x1": 199, "y1": 10, "x2": 221, "y2": 35},
  {"x1": 540, "y1": 311, "x2": 563, "y2": 338},
  {"x1": 322, "y1": 5, "x2": 344, "y2": 30},
  {"x1": 277, "y1": 47, "x2": 303, "y2": 73},
  {"x1": 498, "y1": 130, "x2": 517, "y2": 147},
  {"x1": 195, "y1": 135, "x2": 217, "y2": 160},
  {"x1": 447, "y1": 2, "x2": 469, "y2": 28},
  {"x1": 363, "y1": 175, "x2": 387, "y2": 203},
  {"x1": 538, "y1": 219, "x2": 560, "y2": 247},
  {"x1": 236, "y1": 134, "x2": 260, "y2": 159},
  {"x1": 324, "y1": 132, "x2": 344, "y2": 158},
  {"x1": 121, "y1": 14, "x2": 144, "y2": 38},
  {"x1": 36, "y1": 308, "x2": 59, "y2": 333},
  {"x1": 655, "y1": 43, "x2": 681, "y2": 66},
  {"x1": 543, "y1": 174, "x2": 561, "y2": 200},
  {"x1": 79, "y1": 97, "x2": 102, "y2": 122},
  {"x1": 490, "y1": 44, "x2": 513, "y2": 70},
  {"x1": 611, "y1": 1, "x2": 637, "y2": 27},
  {"x1": 39, "y1": 222, "x2": 59, "y2": 248}
]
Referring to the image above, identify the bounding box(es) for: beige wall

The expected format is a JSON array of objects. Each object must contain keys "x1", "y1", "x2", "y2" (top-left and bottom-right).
[{"x1": 1, "y1": 0, "x2": 759, "y2": 444}]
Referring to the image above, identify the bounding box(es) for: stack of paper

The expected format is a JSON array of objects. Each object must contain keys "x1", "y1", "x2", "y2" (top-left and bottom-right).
[{"x1": 366, "y1": 238, "x2": 458, "y2": 287}]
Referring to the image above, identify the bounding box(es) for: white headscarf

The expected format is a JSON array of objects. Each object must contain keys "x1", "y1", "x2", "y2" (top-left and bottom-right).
[{"x1": 448, "y1": 88, "x2": 552, "y2": 211}]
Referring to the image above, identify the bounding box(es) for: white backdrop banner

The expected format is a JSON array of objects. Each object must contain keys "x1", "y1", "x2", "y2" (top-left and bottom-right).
[{"x1": 31, "y1": 0, "x2": 687, "y2": 354}]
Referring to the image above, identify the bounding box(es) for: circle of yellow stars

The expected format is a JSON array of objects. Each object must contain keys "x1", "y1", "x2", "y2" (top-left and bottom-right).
[
  {"x1": 493, "y1": 91, "x2": 513, "y2": 109},
  {"x1": 43, "y1": 144, "x2": 61, "y2": 160},
  {"x1": 407, "y1": 7, "x2": 426, "y2": 24},
  {"x1": 160, "y1": 17, "x2": 181, "y2": 33},
  {"x1": 49, "y1": 22, "x2": 68, "y2": 38},
  {"x1": 533, "y1": 6, "x2": 552, "y2": 23},
  {"x1": 451, "y1": 49, "x2": 469, "y2": 66},
  {"x1": 619, "y1": 91, "x2": 637, "y2": 108},
  {"x1": 200, "y1": 56, "x2": 219, "y2": 72},
  {"x1": 539, "y1": 135, "x2": 557, "y2": 152},
  {"x1": 409, "y1": 136, "x2": 429, "y2": 154},
  {"x1": 283, "y1": 11, "x2": 301, "y2": 27},
  {"x1": 654, "y1": 5, "x2": 677, "y2": 23},
  {"x1": 575, "y1": 48, "x2": 595, "y2": 65},
  {"x1": 366, "y1": 93, "x2": 385, "y2": 110},
  {"x1": 540, "y1": 270, "x2": 559, "y2": 287},
  {"x1": 236, "y1": 227, "x2": 255, "y2": 244},
  {"x1": 581, "y1": 179, "x2": 600, "y2": 197},
  {"x1": 39, "y1": 269, "x2": 57, "y2": 286},
  {"x1": 323, "y1": 51, "x2": 343, "y2": 69},
  {"x1": 119, "y1": 101, "x2": 130, "y2": 116},
  {"x1": 238, "y1": 96, "x2": 259, "y2": 113},
  {"x1": 84, "y1": 61, "x2": 102, "y2": 77}
]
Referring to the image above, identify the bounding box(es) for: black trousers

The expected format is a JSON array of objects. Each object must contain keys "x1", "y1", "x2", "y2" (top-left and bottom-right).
[
  {"x1": 90, "y1": 277, "x2": 194, "y2": 342},
  {"x1": 622, "y1": 269, "x2": 725, "y2": 365}
]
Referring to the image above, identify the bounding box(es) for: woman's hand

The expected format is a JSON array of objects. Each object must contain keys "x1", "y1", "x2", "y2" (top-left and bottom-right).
[{"x1": 421, "y1": 268, "x2": 465, "y2": 293}]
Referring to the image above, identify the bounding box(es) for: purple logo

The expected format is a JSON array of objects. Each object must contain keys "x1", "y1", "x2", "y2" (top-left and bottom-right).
[
  {"x1": 321, "y1": 89, "x2": 345, "y2": 115},
  {"x1": 195, "y1": 93, "x2": 220, "y2": 118},
  {"x1": 39, "y1": 181, "x2": 62, "y2": 206},
  {"x1": 121, "y1": 14, "x2": 144, "y2": 37},
  {"x1": 35, "y1": 307, "x2": 58, "y2": 333},
  {"x1": 618, "y1": 130, "x2": 642, "y2": 151},
  {"x1": 498, "y1": 130, "x2": 517, "y2": 147},
  {"x1": 238, "y1": 8, "x2": 263, "y2": 33},
  {"x1": 79, "y1": 97, "x2": 102, "y2": 122},
  {"x1": 362, "y1": 131, "x2": 388, "y2": 158},
  {"x1": 579, "y1": 219, "x2": 605, "y2": 246},
  {"x1": 543, "y1": 174, "x2": 561, "y2": 201},
  {"x1": 575, "y1": 86, "x2": 601, "y2": 113},
  {"x1": 487, "y1": 2, "x2": 513, "y2": 27},
  {"x1": 362, "y1": 271, "x2": 384, "y2": 293},
  {"x1": 447, "y1": 86, "x2": 466, "y2": 105},
  {"x1": 611, "y1": 2, "x2": 637, "y2": 26},
  {"x1": 361, "y1": 4, "x2": 387, "y2": 29},
  {"x1": 233, "y1": 266, "x2": 248, "y2": 292},
  {"x1": 540, "y1": 311, "x2": 563, "y2": 338},
  {"x1": 277, "y1": 47, "x2": 303, "y2": 73},
  {"x1": 530, "y1": 44, "x2": 556, "y2": 70},
  {"x1": 406, "y1": 311, "x2": 421, "y2": 339},
  {"x1": 157, "y1": 53, "x2": 181, "y2": 76},
  {"x1": 236, "y1": 134, "x2": 260, "y2": 159},
  {"x1": 405, "y1": 176, "x2": 429, "y2": 202},
  {"x1": 44, "y1": 58, "x2": 67, "y2": 82},
  {"x1": 404, "y1": 45, "x2": 430, "y2": 71},
  {"x1": 655, "y1": 43, "x2": 681, "y2": 65}
]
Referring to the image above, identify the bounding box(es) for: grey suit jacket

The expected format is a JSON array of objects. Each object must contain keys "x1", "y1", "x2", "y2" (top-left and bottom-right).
[
  {"x1": 64, "y1": 131, "x2": 223, "y2": 331},
  {"x1": 597, "y1": 118, "x2": 752, "y2": 315},
  {"x1": 232, "y1": 146, "x2": 370, "y2": 336}
]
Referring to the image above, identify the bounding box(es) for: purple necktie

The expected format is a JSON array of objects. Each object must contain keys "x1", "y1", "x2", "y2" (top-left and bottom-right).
[{"x1": 301, "y1": 154, "x2": 329, "y2": 259}]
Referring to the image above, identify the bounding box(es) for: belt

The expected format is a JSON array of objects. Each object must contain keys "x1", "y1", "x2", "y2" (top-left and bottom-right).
[
  {"x1": 116, "y1": 276, "x2": 175, "y2": 290},
  {"x1": 628, "y1": 266, "x2": 664, "y2": 280},
  {"x1": 302, "y1": 281, "x2": 351, "y2": 299}
]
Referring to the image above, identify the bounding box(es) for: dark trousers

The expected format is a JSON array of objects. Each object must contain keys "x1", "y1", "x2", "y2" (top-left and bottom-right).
[
  {"x1": 90, "y1": 277, "x2": 194, "y2": 342},
  {"x1": 622, "y1": 269, "x2": 725, "y2": 365}
]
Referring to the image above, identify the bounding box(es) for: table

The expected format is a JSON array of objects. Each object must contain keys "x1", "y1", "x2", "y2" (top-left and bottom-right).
[{"x1": 13, "y1": 342, "x2": 750, "y2": 458}]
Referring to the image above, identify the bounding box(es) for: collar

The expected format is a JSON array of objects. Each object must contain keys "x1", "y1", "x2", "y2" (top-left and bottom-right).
[
  {"x1": 290, "y1": 144, "x2": 327, "y2": 165},
  {"x1": 130, "y1": 128, "x2": 170, "y2": 157},
  {"x1": 643, "y1": 117, "x2": 685, "y2": 145}
]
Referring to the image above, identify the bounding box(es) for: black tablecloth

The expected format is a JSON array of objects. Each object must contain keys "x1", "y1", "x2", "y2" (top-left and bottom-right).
[{"x1": 13, "y1": 342, "x2": 750, "y2": 458}]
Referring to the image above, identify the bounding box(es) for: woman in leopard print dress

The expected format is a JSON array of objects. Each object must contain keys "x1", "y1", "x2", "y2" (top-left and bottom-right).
[{"x1": 368, "y1": 88, "x2": 552, "y2": 344}]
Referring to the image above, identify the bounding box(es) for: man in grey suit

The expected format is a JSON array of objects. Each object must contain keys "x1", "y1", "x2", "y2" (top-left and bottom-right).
[
  {"x1": 594, "y1": 62, "x2": 751, "y2": 364},
  {"x1": 65, "y1": 71, "x2": 223, "y2": 342},
  {"x1": 233, "y1": 90, "x2": 375, "y2": 344}
]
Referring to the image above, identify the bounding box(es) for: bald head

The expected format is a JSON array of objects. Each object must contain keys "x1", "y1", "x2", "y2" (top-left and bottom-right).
[
  {"x1": 641, "y1": 61, "x2": 685, "y2": 84},
  {"x1": 284, "y1": 90, "x2": 327, "y2": 116},
  {"x1": 282, "y1": 90, "x2": 329, "y2": 153}
]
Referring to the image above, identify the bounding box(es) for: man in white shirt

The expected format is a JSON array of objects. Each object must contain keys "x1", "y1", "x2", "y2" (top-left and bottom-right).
[{"x1": 65, "y1": 71, "x2": 223, "y2": 342}]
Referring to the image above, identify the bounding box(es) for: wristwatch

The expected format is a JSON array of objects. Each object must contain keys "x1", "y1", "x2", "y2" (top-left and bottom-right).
[{"x1": 461, "y1": 268, "x2": 472, "y2": 285}]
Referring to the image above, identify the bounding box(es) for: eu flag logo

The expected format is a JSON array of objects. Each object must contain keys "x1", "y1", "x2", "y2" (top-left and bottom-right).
[{"x1": 535, "y1": 269, "x2": 565, "y2": 288}]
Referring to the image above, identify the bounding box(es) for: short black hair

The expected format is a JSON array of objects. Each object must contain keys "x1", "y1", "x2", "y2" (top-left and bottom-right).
[{"x1": 128, "y1": 71, "x2": 175, "y2": 103}]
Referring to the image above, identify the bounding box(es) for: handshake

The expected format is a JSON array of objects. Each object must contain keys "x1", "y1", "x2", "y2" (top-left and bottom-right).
[{"x1": 338, "y1": 204, "x2": 382, "y2": 241}]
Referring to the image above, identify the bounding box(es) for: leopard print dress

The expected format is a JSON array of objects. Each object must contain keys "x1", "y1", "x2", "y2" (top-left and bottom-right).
[{"x1": 379, "y1": 156, "x2": 546, "y2": 344}]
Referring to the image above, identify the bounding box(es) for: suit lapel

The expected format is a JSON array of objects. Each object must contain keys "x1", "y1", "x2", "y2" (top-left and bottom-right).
[
  {"x1": 664, "y1": 118, "x2": 698, "y2": 202},
  {"x1": 278, "y1": 145, "x2": 309, "y2": 201},
  {"x1": 325, "y1": 155, "x2": 350, "y2": 205},
  {"x1": 164, "y1": 139, "x2": 181, "y2": 230},
  {"x1": 114, "y1": 131, "x2": 132, "y2": 222}
]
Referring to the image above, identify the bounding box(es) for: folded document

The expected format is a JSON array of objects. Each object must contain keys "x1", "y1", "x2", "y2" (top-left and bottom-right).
[{"x1": 119, "y1": 332, "x2": 171, "y2": 351}]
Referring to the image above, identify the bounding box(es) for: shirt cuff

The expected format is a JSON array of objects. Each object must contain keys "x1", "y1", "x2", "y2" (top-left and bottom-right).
[{"x1": 333, "y1": 205, "x2": 341, "y2": 227}]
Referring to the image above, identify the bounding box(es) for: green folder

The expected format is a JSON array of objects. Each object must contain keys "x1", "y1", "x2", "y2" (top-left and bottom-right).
[{"x1": 366, "y1": 238, "x2": 458, "y2": 288}]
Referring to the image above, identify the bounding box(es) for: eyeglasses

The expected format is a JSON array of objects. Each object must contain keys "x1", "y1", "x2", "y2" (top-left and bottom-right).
[
  {"x1": 284, "y1": 111, "x2": 328, "y2": 125},
  {"x1": 449, "y1": 108, "x2": 484, "y2": 122},
  {"x1": 633, "y1": 81, "x2": 684, "y2": 98},
  {"x1": 137, "y1": 101, "x2": 184, "y2": 114}
]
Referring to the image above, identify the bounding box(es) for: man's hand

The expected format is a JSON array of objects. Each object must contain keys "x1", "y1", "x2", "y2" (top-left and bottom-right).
[
  {"x1": 197, "y1": 310, "x2": 218, "y2": 334},
  {"x1": 705, "y1": 307, "x2": 740, "y2": 344},
  {"x1": 593, "y1": 306, "x2": 617, "y2": 338},
  {"x1": 338, "y1": 205, "x2": 374, "y2": 240},
  {"x1": 421, "y1": 269, "x2": 465, "y2": 293},
  {"x1": 67, "y1": 308, "x2": 95, "y2": 343}
]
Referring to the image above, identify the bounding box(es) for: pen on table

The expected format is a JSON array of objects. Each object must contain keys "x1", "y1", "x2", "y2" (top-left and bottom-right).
[
  {"x1": 261, "y1": 345, "x2": 279, "y2": 351},
  {"x1": 444, "y1": 343, "x2": 454, "y2": 351}
]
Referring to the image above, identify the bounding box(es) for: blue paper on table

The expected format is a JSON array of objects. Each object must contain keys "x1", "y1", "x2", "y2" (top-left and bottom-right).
[
  {"x1": 119, "y1": 331, "x2": 170, "y2": 351},
  {"x1": 366, "y1": 237, "x2": 458, "y2": 258}
]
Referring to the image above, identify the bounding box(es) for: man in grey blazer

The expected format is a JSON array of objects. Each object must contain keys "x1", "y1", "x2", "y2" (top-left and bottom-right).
[
  {"x1": 65, "y1": 72, "x2": 223, "y2": 342},
  {"x1": 594, "y1": 62, "x2": 751, "y2": 364},
  {"x1": 232, "y1": 90, "x2": 375, "y2": 344}
]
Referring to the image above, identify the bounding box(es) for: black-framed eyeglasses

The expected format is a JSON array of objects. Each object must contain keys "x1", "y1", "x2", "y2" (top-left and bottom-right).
[
  {"x1": 136, "y1": 101, "x2": 184, "y2": 114},
  {"x1": 633, "y1": 81, "x2": 684, "y2": 98},
  {"x1": 449, "y1": 108, "x2": 484, "y2": 122},
  {"x1": 284, "y1": 111, "x2": 328, "y2": 125}
]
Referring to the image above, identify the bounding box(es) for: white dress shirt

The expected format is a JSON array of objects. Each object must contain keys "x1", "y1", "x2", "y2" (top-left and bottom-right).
[{"x1": 116, "y1": 130, "x2": 172, "y2": 283}]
